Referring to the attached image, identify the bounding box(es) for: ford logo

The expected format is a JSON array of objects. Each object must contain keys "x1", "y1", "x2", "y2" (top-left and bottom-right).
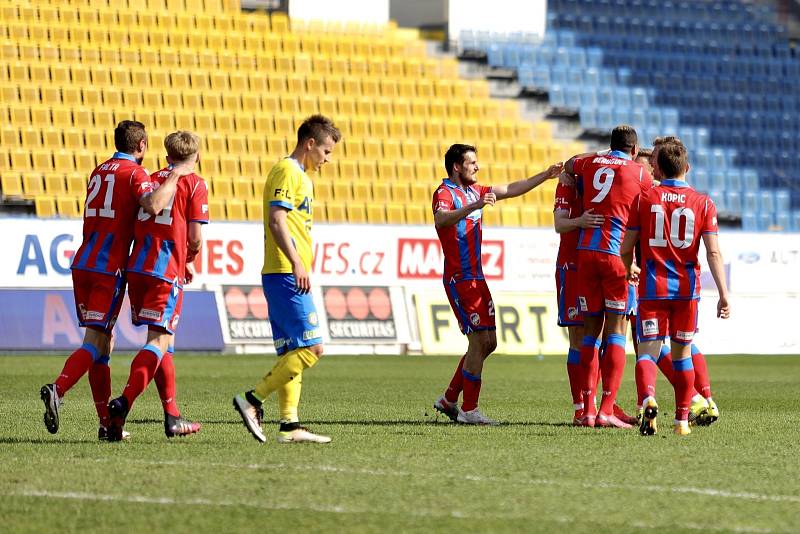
[{"x1": 738, "y1": 252, "x2": 760, "y2": 264}]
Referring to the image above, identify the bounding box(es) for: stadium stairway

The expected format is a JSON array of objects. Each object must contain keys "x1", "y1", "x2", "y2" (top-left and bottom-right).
[
  {"x1": 0, "y1": 0, "x2": 586, "y2": 228},
  {"x1": 460, "y1": 0, "x2": 800, "y2": 232}
]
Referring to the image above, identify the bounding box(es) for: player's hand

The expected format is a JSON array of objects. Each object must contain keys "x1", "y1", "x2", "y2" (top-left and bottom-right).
[
  {"x1": 717, "y1": 295, "x2": 730, "y2": 319},
  {"x1": 557, "y1": 171, "x2": 576, "y2": 187},
  {"x1": 184, "y1": 262, "x2": 195, "y2": 285},
  {"x1": 292, "y1": 260, "x2": 311, "y2": 294},
  {"x1": 627, "y1": 264, "x2": 641, "y2": 285},
  {"x1": 547, "y1": 162, "x2": 564, "y2": 177},
  {"x1": 478, "y1": 192, "x2": 496, "y2": 208},
  {"x1": 577, "y1": 208, "x2": 604, "y2": 228}
]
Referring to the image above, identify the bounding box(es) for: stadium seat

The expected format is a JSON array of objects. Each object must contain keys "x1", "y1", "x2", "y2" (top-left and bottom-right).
[
  {"x1": 346, "y1": 201, "x2": 367, "y2": 223},
  {"x1": 326, "y1": 201, "x2": 346, "y2": 223},
  {"x1": 56, "y1": 195, "x2": 81, "y2": 218},
  {"x1": 386, "y1": 203, "x2": 405, "y2": 224},
  {"x1": 207, "y1": 198, "x2": 226, "y2": 220},
  {"x1": 35, "y1": 195, "x2": 57, "y2": 218},
  {"x1": 226, "y1": 198, "x2": 246, "y2": 220}
]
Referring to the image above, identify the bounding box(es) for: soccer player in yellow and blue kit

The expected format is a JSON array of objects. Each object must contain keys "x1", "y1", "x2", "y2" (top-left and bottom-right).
[{"x1": 233, "y1": 115, "x2": 340, "y2": 444}]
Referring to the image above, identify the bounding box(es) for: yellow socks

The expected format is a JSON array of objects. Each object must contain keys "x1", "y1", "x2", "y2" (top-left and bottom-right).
[
  {"x1": 278, "y1": 373, "x2": 302, "y2": 423},
  {"x1": 253, "y1": 347, "x2": 320, "y2": 402}
]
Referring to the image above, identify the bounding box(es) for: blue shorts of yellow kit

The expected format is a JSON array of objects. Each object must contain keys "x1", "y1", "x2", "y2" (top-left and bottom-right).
[{"x1": 262, "y1": 273, "x2": 323, "y2": 355}]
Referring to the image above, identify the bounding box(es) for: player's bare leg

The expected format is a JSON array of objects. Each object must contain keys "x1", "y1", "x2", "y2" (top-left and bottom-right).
[{"x1": 456, "y1": 330, "x2": 498, "y2": 425}]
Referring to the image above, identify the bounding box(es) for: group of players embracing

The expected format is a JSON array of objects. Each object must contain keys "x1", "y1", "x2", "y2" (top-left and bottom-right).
[{"x1": 432, "y1": 126, "x2": 729, "y2": 436}]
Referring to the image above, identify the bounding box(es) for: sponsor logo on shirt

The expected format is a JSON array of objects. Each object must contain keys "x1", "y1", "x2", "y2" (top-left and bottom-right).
[
  {"x1": 642, "y1": 318, "x2": 659, "y2": 337},
  {"x1": 139, "y1": 308, "x2": 162, "y2": 321},
  {"x1": 605, "y1": 299, "x2": 626, "y2": 310},
  {"x1": 273, "y1": 188, "x2": 291, "y2": 200},
  {"x1": 202, "y1": 204, "x2": 208, "y2": 214},
  {"x1": 578, "y1": 296, "x2": 588, "y2": 312},
  {"x1": 675, "y1": 330, "x2": 694, "y2": 342}
]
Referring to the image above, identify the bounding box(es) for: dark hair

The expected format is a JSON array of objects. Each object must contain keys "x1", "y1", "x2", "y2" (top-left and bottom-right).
[
  {"x1": 637, "y1": 147, "x2": 653, "y2": 160},
  {"x1": 297, "y1": 114, "x2": 341, "y2": 145},
  {"x1": 656, "y1": 141, "x2": 689, "y2": 178},
  {"x1": 444, "y1": 143, "x2": 477, "y2": 176},
  {"x1": 610, "y1": 124, "x2": 638, "y2": 153},
  {"x1": 114, "y1": 120, "x2": 147, "y2": 154}
]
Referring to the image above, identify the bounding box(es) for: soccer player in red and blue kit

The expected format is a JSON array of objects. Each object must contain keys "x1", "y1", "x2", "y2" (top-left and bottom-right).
[
  {"x1": 565, "y1": 125, "x2": 653, "y2": 428},
  {"x1": 621, "y1": 141, "x2": 730, "y2": 436},
  {"x1": 40, "y1": 121, "x2": 190, "y2": 440},
  {"x1": 106, "y1": 131, "x2": 208, "y2": 441},
  {"x1": 431, "y1": 143, "x2": 562, "y2": 425}
]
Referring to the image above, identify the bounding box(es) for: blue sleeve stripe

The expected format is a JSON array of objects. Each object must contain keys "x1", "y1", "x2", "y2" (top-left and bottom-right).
[{"x1": 270, "y1": 200, "x2": 293, "y2": 210}]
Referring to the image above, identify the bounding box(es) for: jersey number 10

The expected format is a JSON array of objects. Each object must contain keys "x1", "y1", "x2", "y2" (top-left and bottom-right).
[{"x1": 649, "y1": 205, "x2": 695, "y2": 249}]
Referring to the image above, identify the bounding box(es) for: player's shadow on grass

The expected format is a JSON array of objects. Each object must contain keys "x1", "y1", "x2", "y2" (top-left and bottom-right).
[{"x1": 127, "y1": 418, "x2": 579, "y2": 428}]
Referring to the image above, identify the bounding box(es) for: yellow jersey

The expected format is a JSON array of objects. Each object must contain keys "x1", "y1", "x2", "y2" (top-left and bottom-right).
[{"x1": 261, "y1": 158, "x2": 314, "y2": 274}]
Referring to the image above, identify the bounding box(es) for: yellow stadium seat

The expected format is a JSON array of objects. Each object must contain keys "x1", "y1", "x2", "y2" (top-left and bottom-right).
[
  {"x1": 366, "y1": 204, "x2": 386, "y2": 224},
  {"x1": 32, "y1": 151, "x2": 53, "y2": 173},
  {"x1": 520, "y1": 206, "x2": 541, "y2": 227},
  {"x1": 370, "y1": 182, "x2": 389, "y2": 203},
  {"x1": 199, "y1": 158, "x2": 220, "y2": 177},
  {"x1": 410, "y1": 183, "x2": 430, "y2": 203},
  {"x1": 314, "y1": 178, "x2": 333, "y2": 202},
  {"x1": 414, "y1": 162, "x2": 436, "y2": 181},
  {"x1": 246, "y1": 199, "x2": 263, "y2": 222},
  {"x1": 346, "y1": 201, "x2": 367, "y2": 224},
  {"x1": 1, "y1": 126, "x2": 20, "y2": 148},
  {"x1": 241, "y1": 156, "x2": 260, "y2": 177},
  {"x1": 226, "y1": 198, "x2": 246, "y2": 220},
  {"x1": 44, "y1": 174, "x2": 67, "y2": 195},
  {"x1": 390, "y1": 183, "x2": 410, "y2": 203},
  {"x1": 351, "y1": 180, "x2": 371, "y2": 202},
  {"x1": 232, "y1": 177, "x2": 253, "y2": 199},
  {"x1": 56, "y1": 195, "x2": 82, "y2": 218},
  {"x1": 1, "y1": 172, "x2": 23, "y2": 197},
  {"x1": 326, "y1": 201, "x2": 346, "y2": 223},
  {"x1": 208, "y1": 198, "x2": 226, "y2": 220},
  {"x1": 23, "y1": 172, "x2": 45, "y2": 198},
  {"x1": 406, "y1": 205, "x2": 426, "y2": 225},
  {"x1": 357, "y1": 161, "x2": 377, "y2": 181},
  {"x1": 363, "y1": 139, "x2": 382, "y2": 160},
  {"x1": 332, "y1": 181, "x2": 352, "y2": 201},
  {"x1": 386, "y1": 203, "x2": 406, "y2": 224},
  {"x1": 396, "y1": 162, "x2": 414, "y2": 181},
  {"x1": 267, "y1": 137, "x2": 286, "y2": 157},
  {"x1": 494, "y1": 142, "x2": 512, "y2": 162},
  {"x1": 500, "y1": 205, "x2": 521, "y2": 227},
  {"x1": 489, "y1": 163, "x2": 509, "y2": 181},
  {"x1": 314, "y1": 199, "x2": 327, "y2": 222},
  {"x1": 10, "y1": 148, "x2": 30, "y2": 170},
  {"x1": 482, "y1": 206, "x2": 501, "y2": 227},
  {"x1": 425, "y1": 121, "x2": 444, "y2": 140},
  {"x1": 35, "y1": 195, "x2": 57, "y2": 218},
  {"x1": 219, "y1": 157, "x2": 239, "y2": 178}
]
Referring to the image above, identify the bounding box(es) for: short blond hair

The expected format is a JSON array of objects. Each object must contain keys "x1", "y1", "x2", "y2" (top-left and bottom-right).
[{"x1": 164, "y1": 130, "x2": 200, "y2": 162}]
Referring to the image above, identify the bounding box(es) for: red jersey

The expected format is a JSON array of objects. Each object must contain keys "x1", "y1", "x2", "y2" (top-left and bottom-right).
[
  {"x1": 127, "y1": 167, "x2": 209, "y2": 284},
  {"x1": 432, "y1": 179, "x2": 492, "y2": 281},
  {"x1": 574, "y1": 150, "x2": 652, "y2": 256},
  {"x1": 71, "y1": 153, "x2": 151, "y2": 276},
  {"x1": 627, "y1": 178, "x2": 718, "y2": 300},
  {"x1": 554, "y1": 182, "x2": 582, "y2": 266}
]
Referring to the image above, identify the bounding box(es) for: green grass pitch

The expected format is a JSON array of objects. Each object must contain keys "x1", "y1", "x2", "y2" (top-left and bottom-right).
[{"x1": 1, "y1": 354, "x2": 799, "y2": 533}]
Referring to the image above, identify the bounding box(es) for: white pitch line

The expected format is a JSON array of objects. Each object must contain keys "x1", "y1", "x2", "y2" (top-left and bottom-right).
[
  {"x1": 3, "y1": 489, "x2": 779, "y2": 532},
  {"x1": 55, "y1": 456, "x2": 800, "y2": 505}
]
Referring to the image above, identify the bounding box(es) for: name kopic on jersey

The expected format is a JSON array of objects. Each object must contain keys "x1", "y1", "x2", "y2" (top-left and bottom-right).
[{"x1": 661, "y1": 193, "x2": 687, "y2": 203}]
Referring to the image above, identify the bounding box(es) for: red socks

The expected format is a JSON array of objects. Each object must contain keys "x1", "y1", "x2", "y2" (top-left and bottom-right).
[
  {"x1": 444, "y1": 355, "x2": 466, "y2": 404},
  {"x1": 635, "y1": 354, "x2": 659, "y2": 405},
  {"x1": 89, "y1": 357, "x2": 111, "y2": 427},
  {"x1": 580, "y1": 336, "x2": 601, "y2": 416},
  {"x1": 461, "y1": 369, "x2": 482, "y2": 412},
  {"x1": 54, "y1": 344, "x2": 97, "y2": 397},
  {"x1": 691, "y1": 346, "x2": 712, "y2": 399},
  {"x1": 122, "y1": 345, "x2": 162, "y2": 408},
  {"x1": 599, "y1": 334, "x2": 627, "y2": 415},
  {"x1": 566, "y1": 348, "x2": 583, "y2": 407},
  {"x1": 154, "y1": 350, "x2": 180, "y2": 417},
  {"x1": 672, "y1": 356, "x2": 695, "y2": 421}
]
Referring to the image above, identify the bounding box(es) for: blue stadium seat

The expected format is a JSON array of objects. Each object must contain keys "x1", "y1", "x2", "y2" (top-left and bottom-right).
[
  {"x1": 741, "y1": 210, "x2": 758, "y2": 231},
  {"x1": 791, "y1": 211, "x2": 800, "y2": 232},
  {"x1": 691, "y1": 169, "x2": 709, "y2": 191},
  {"x1": 757, "y1": 212, "x2": 774, "y2": 231},
  {"x1": 743, "y1": 191, "x2": 759, "y2": 213},
  {"x1": 564, "y1": 85, "x2": 581, "y2": 109},
  {"x1": 726, "y1": 170, "x2": 743, "y2": 192},
  {"x1": 775, "y1": 210, "x2": 790, "y2": 231},
  {"x1": 759, "y1": 191, "x2": 776, "y2": 213},
  {"x1": 776, "y1": 189, "x2": 791, "y2": 211},
  {"x1": 725, "y1": 191, "x2": 742, "y2": 216},
  {"x1": 549, "y1": 85, "x2": 566, "y2": 108},
  {"x1": 742, "y1": 169, "x2": 760, "y2": 189},
  {"x1": 709, "y1": 190, "x2": 726, "y2": 212},
  {"x1": 580, "y1": 107, "x2": 598, "y2": 129}
]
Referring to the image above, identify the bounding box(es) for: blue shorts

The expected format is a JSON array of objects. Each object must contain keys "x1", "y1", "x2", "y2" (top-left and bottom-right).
[{"x1": 262, "y1": 273, "x2": 322, "y2": 355}]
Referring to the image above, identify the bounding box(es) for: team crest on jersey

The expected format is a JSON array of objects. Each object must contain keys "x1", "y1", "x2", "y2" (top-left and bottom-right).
[
  {"x1": 642, "y1": 318, "x2": 659, "y2": 337},
  {"x1": 675, "y1": 330, "x2": 694, "y2": 342},
  {"x1": 171, "y1": 314, "x2": 180, "y2": 330},
  {"x1": 307, "y1": 312, "x2": 318, "y2": 326},
  {"x1": 469, "y1": 313, "x2": 480, "y2": 326},
  {"x1": 567, "y1": 307, "x2": 579, "y2": 320},
  {"x1": 578, "y1": 296, "x2": 588, "y2": 312}
]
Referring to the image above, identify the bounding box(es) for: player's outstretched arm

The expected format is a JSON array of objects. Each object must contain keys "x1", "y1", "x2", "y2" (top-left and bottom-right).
[
  {"x1": 493, "y1": 162, "x2": 564, "y2": 200},
  {"x1": 140, "y1": 162, "x2": 196, "y2": 216},
  {"x1": 434, "y1": 193, "x2": 495, "y2": 228},
  {"x1": 269, "y1": 206, "x2": 310, "y2": 293},
  {"x1": 620, "y1": 230, "x2": 640, "y2": 283},
  {"x1": 553, "y1": 208, "x2": 604, "y2": 234},
  {"x1": 702, "y1": 233, "x2": 730, "y2": 319}
]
